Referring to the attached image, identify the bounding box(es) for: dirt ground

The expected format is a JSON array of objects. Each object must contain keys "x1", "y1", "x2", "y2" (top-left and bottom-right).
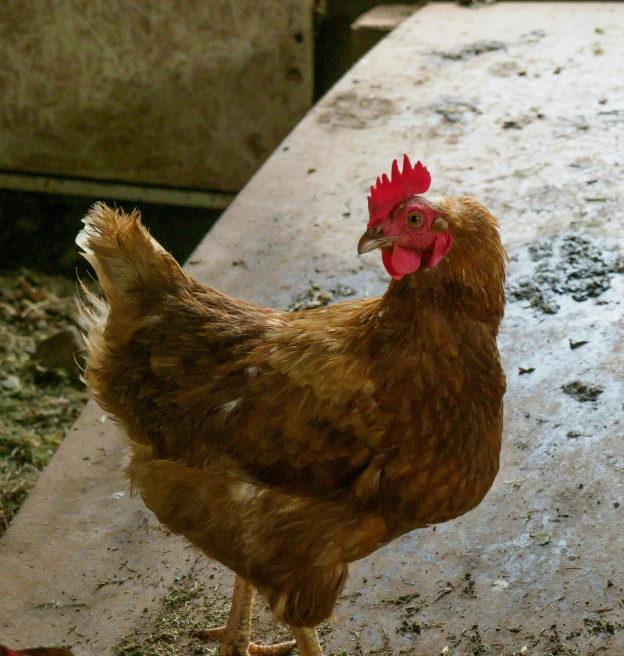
[
  {"x1": 1, "y1": 3, "x2": 623, "y2": 656},
  {"x1": 0, "y1": 272, "x2": 88, "y2": 534}
]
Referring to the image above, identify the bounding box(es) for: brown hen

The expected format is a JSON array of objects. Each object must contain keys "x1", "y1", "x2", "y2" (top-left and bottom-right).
[{"x1": 76, "y1": 157, "x2": 506, "y2": 656}]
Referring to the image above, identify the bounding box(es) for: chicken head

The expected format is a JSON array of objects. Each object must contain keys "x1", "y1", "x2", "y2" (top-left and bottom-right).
[{"x1": 358, "y1": 155, "x2": 453, "y2": 279}]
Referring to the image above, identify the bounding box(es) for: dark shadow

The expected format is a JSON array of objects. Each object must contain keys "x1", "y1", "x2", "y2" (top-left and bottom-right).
[{"x1": 0, "y1": 188, "x2": 222, "y2": 278}]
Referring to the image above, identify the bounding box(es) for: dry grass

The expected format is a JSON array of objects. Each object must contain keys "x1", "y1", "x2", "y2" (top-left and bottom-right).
[
  {"x1": 0, "y1": 270, "x2": 89, "y2": 535},
  {"x1": 115, "y1": 579, "x2": 224, "y2": 656},
  {"x1": 115, "y1": 573, "x2": 296, "y2": 656}
]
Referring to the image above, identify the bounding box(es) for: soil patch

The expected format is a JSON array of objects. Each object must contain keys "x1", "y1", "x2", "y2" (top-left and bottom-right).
[
  {"x1": 433, "y1": 40, "x2": 506, "y2": 61},
  {"x1": 508, "y1": 234, "x2": 624, "y2": 314},
  {"x1": 317, "y1": 92, "x2": 396, "y2": 130},
  {"x1": 561, "y1": 381, "x2": 604, "y2": 403}
]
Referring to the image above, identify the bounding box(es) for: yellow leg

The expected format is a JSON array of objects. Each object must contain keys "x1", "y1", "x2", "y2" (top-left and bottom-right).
[
  {"x1": 198, "y1": 575, "x2": 296, "y2": 656},
  {"x1": 291, "y1": 628, "x2": 323, "y2": 656}
]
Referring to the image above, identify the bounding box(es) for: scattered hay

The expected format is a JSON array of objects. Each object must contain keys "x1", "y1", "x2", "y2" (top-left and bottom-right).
[
  {"x1": 288, "y1": 283, "x2": 355, "y2": 312},
  {"x1": 584, "y1": 617, "x2": 622, "y2": 635},
  {"x1": 116, "y1": 579, "x2": 215, "y2": 656},
  {"x1": 116, "y1": 576, "x2": 295, "y2": 656},
  {"x1": 0, "y1": 270, "x2": 89, "y2": 535}
]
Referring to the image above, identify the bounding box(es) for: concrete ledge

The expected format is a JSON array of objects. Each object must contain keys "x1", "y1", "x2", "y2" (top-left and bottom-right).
[{"x1": 351, "y1": 4, "x2": 421, "y2": 63}]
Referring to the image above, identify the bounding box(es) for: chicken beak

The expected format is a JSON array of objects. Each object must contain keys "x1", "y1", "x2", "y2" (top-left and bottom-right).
[{"x1": 357, "y1": 232, "x2": 396, "y2": 254}]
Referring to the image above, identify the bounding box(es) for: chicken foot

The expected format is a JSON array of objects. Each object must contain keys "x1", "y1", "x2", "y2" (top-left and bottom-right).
[{"x1": 198, "y1": 575, "x2": 296, "y2": 656}]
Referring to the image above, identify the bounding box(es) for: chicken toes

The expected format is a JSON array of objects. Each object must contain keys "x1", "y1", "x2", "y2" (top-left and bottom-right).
[
  {"x1": 198, "y1": 575, "x2": 296, "y2": 656},
  {"x1": 200, "y1": 628, "x2": 295, "y2": 656},
  {"x1": 247, "y1": 641, "x2": 297, "y2": 656}
]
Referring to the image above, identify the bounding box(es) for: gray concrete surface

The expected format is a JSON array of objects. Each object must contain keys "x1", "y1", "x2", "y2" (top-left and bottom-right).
[{"x1": 1, "y1": 3, "x2": 623, "y2": 655}]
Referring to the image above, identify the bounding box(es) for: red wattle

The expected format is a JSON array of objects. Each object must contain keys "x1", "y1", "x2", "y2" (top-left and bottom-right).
[
  {"x1": 392, "y1": 244, "x2": 423, "y2": 277},
  {"x1": 382, "y1": 245, "x2": 422, "y2": 279},
  {"x1": 382, "y1": 249, "x2": 402, "y2": 279}
]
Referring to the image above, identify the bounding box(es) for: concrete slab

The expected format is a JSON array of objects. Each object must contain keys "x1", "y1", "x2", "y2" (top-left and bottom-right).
[
  {"x1": 351, "y1": 5, "x2": 421, "y2": 64},
  {"x1": 2, "y1": 3, "x2": 624, "y2": 655}
]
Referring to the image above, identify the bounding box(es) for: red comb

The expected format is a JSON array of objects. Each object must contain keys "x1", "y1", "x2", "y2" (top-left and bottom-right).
[{"x1": 368, "y1": 155, "x2": 431, "y2": 225}]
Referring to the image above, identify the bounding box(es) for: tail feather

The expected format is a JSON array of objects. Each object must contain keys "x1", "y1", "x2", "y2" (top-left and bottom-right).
[
  {"x1": 76, "y1": 277, "x2": 109, "y2": 372},
  {"x1": 75, "y1": 202, "x2": 175, "y2": 305},
  {"x1": 76, "y1": 202, "x2": 185, "y2": 363}
]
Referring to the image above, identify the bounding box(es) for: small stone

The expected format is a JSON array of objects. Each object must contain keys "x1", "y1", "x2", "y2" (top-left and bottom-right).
[
  {"x1": 31, "y1": 326, "x2": 83, "y2": 376},
  {"x1": 1, "y1": 374, "x2": 22, "y2": 392}
]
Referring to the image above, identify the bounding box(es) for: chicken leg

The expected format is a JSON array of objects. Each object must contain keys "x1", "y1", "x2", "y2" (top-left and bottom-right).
[
  {"x1": 198, "y1": 575, "x2": 296, "y2": 656},
  {"x1": 291, "y1": 628, "x2": 324, "y2": 656}
]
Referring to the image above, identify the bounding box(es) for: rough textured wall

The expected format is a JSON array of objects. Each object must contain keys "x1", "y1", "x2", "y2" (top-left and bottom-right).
[{"x1": 0, "y1": 1, "x2": 313, "y2": 191}]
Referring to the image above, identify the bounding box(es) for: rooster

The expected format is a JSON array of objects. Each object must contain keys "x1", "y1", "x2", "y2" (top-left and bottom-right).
[{"x1": 77, "y1": 156, "x2": 507, "y2": 656}]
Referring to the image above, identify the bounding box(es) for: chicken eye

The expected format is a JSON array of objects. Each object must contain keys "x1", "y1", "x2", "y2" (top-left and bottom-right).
[{"x1": 406, "y1": 212, "x2": 423, "y2": 228}]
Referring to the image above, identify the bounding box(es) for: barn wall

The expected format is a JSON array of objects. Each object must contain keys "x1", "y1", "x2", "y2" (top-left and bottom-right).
[{"x1": 0, "y1": 1, "x2": 313, "y2": 192}]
